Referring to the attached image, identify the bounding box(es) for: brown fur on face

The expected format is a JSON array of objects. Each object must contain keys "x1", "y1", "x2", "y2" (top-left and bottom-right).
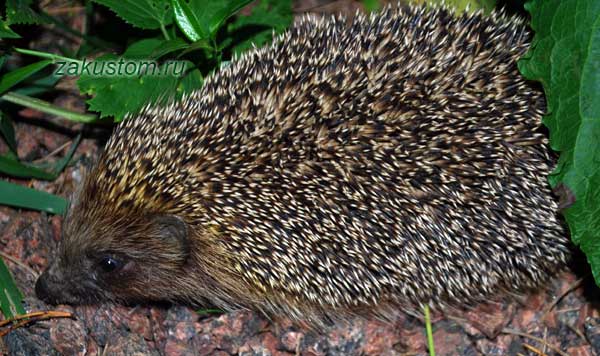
[
  {"x1": 36, "y1": 167, "x2": 266, "y2": 311},
  {"x1": 36, "y1": 5, "x2": 570, "y2": 325}
]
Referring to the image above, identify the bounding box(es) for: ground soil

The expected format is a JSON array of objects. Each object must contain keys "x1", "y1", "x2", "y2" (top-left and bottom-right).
[{"x1": 0, "y1": 0, "x2": 598, "y2": 355}]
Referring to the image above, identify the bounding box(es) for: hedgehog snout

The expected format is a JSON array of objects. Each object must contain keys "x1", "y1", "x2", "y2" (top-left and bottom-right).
[
  {"x1": 36, "y1": 258, "x2": 90, "y2": 305},
  {"x1": 35, "y1": 262, "x2": 66, "y2": 305}
]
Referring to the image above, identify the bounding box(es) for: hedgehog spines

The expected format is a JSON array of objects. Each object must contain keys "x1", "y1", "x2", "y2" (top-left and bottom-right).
[{"x1": 41, "y1": 4, "x2": 569, "y2": 325}]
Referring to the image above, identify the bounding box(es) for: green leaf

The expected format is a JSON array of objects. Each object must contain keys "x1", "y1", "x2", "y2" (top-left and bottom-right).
[
  {"x1": 5, "y1": 0, "x2": 46, "y2": 25},
  {"x1": 177, "y1": 68, "x2": 203, "y2": 95},
  {"x1": 172, "y1": 0, "x2": 209, "y2": 41},
  {"x1": 227, "y1": 0, "x2": 293, "y2": 56},
  {"x1": 519, "y1": 0, "x2": 600, "y2": 284},
  {"x1": 208, "y1": 0, "x2": 254, "y2": 36},
  {"x1": 172, "y1": 0, "x2": 254, "y2": 42},
  {"x1": 92, "y1": 0, "x2": 173, "y2": 30},
  {"x1": 0, "y1": 59, "x2": 52, "y2": 95},
  {"x1": 0, "y1": 113, "x2": 17, "y2": 154},
  {"x1": 0, "y1": 258, "x2": 25, "y2": 319},
  {"x1": 77, "y1": 54, "x2": 190, "y2": 120},
  {"x1": 124, "y1": 38, "x2": 190, "y2": 59},
  {"x1": 0, "y1": 19, "x2": 20, "y2": 39},
  {"x1": 0, "y1": 180, "x2": 67, "y2": 215}
]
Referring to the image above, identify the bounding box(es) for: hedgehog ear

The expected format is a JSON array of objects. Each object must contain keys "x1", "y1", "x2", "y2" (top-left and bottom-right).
[{"x1": 153, "y1": 215, "x2": 190, "y2": 260}]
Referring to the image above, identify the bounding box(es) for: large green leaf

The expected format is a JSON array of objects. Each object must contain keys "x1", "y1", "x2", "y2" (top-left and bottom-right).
[
  {"x1": 0, "y1": 258, "x2": 25, "y2": 319},
  {"x1": 0, "y1": 180, "x2": 67, "y2": 215},
  {"x1": 208, "y1": 0, "x2": 253, "y2": 36},
  {"x1": 177, "y1": 68, "x2": 203, "y2": 94},
  {"x1": 5, "y1": 0, "x2": 46, "y2": 25},
  {"x1": 0, "y1": 19, "x2": 20, "y2": 39},
  {"x1": 172, "y1": 0, "x2": 209, "y2": 41},
  {"x1": 124, "y1": 38, "x2": 189, "y2": 59},
  {"x1": 92, "y1": 0, "x2": 173, "y2": 30},
  {"x1": 227, "y1": 0, "x2": 293, "y2": 56},
  {"x1": 77, "y1": 54, "x2": 191, "y2": 120},
  {"x1": 172, "y1": 0, "x2": 253, "y2": 42},
  {"x1": 519, "y1": 0, "x2": 600, "y2": 283}
]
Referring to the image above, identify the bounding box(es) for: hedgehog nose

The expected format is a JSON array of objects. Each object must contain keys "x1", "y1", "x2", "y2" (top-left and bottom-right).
[{"x1": 35, "y1": 271, "x2": 55, "y2": 304}]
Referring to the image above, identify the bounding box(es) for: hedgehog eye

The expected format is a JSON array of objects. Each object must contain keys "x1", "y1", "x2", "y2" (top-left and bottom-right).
[{"x1": 98, "y1": 256, "x2": 122, "y2": 273}]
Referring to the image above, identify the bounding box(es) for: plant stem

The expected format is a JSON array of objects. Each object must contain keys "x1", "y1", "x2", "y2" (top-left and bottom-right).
[
  {"x1": 424, "y1": 304, "x2": 436, "y2": 356},
  {"x1": 160, "y1": 24, "x2": 171, "y2": 41},
  {"x1": 0, "y1": 92, "x2": 97, "y2": 123},
  {"x1": 14, "y1": 48, "x2": 81, "y2": 65}
]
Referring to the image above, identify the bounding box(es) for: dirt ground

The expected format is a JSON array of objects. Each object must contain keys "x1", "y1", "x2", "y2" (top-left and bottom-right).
[{"x1": 0, "y1": 0, "x2": 599, "y2": 355}]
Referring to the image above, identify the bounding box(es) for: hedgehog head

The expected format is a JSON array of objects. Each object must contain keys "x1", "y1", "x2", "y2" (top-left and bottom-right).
[{"x1": 35, "y1": 166, "x2": 195, "y2": 305}]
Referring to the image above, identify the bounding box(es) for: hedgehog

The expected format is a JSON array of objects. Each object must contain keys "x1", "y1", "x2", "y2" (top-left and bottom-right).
[{"x1": 35, "y1": 4, "x2": 570, "y2": 324}]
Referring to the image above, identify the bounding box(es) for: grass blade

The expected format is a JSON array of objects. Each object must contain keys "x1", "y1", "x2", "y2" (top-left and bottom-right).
[
  {"x1": 0, "y1": 258, "x2": 25, "y2": 319},
  {"x1": 424, "y1": 304, "x2": 436, "y2": 356},
  {"x1": 50, "y1": 134, "x2": 81, "y2": 174},
  {"x1": 0, "y1": 92, "x2": 98, "y2": 123},
  {"x1": 0, "y1": 60, "x2": 52, "y2": 95},
  {"x1": 0, "y1": 180, "x2": 67, "y2": 214},
  {"x1": 0, "y1": 155, "x2": 56, "y2": 180},
  {"x1": 0, "y1": 112, "x2": 17, "y2": 154}
]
